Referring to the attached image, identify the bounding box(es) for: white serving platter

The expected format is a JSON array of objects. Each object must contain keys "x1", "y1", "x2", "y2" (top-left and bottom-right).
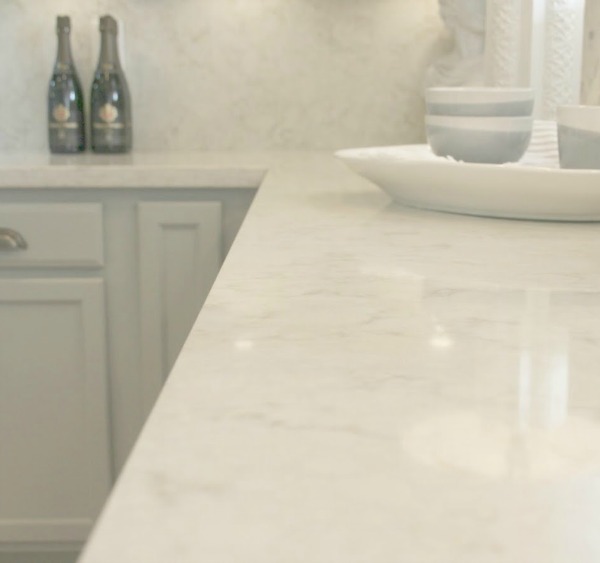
[{"x1": 335, "y1": 138, "x2": 600, "y2": 222}]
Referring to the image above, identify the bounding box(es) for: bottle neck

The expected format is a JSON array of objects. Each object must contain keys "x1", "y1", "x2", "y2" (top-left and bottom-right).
[
  {"x1": 55, "y1": 31, "x2": 73, "y2": 71},
  {"x1": 98, "y1": 31, "x2": 121, "y2": 71}
]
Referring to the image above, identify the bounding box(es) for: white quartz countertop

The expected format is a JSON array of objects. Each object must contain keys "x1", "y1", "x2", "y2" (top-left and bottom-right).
[
  {"x1": 29, "y1": 151, "x2": 599, "y2": 563},
  {"x1": 0, "y1": 152, "x2": 266, "y2": 188}
]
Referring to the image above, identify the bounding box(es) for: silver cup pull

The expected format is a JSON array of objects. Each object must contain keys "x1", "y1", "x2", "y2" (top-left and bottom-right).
[{"x1": 0, "y1": 228, "x2": 28, "y2": 251}]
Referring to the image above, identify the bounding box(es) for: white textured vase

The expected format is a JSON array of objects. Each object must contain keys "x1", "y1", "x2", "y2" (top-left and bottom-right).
[
  {"x1": 485, "y1": 0, "x2": 523, "y2": 87},
  {"x1": 484, "y1": 0, "x2": 585, "y2": 118},
  {"x1": 541, "y1": 0, "x2": 585, "y2": 119}
]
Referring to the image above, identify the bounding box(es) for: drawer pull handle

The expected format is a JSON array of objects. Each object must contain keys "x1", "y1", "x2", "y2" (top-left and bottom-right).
[{"x1": 0, "y1": 228, "x2": 28, "y2": 251}]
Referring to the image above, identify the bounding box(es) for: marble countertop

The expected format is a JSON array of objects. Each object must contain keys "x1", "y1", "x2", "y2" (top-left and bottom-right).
[
  {"x1": 41, "y1": 151, "x2": 600, "y2": 562},
  {"x1": 0, "y1": 152, "x2": 267, "y2": 188}
]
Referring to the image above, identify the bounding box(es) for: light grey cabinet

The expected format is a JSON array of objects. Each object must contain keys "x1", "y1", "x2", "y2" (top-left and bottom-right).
[
  {"x1": 138, "y1": 201, "x2": 222, "y2": 411},
  {"x1": 0, "y1": 204, "x2": 111, "y2": 548},
  {"x1": 0, "y1": 279, "x2": 112, "y2": 544},
  {"x1": 0, "y1": 188, "x2": 254, "y2": 554}
]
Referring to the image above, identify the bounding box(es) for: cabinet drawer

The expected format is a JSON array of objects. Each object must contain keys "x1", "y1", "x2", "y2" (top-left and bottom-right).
[{"x1": 0, "y1": 204, "x2": 104, "y2": 268}]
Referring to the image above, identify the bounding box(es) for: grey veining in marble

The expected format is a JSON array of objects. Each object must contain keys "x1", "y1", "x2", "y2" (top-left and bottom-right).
[{"x1": 0, "y1": 0, "x2": 445, "y2": 152}]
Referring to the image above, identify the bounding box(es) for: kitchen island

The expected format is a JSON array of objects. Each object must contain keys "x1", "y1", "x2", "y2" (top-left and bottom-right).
[{"x1": 68, "y1": 151, "x2": 600, "y2": 562}]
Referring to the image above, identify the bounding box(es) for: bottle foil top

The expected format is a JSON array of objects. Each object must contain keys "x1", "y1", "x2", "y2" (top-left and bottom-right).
[
  {"x1": 99, "y1": 15, "x2": 118, "y2": 33},
  {"x1": 56, "y1": 16, "x2": 71, "y2": 33}
]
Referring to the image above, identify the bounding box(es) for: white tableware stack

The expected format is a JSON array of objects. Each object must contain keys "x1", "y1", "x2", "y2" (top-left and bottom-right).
[
  {"x1": 556, "y1": 105, "x2": 600, "y2": 170},
  {"x1": 424, "y1": 87, "x2": 535, "y2": 164}
]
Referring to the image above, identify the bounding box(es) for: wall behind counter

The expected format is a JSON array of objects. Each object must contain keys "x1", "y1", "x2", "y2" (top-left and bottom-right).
[
  {"x1": 583, "y1": 0, "x2": 600, "y2": 106},
  {"x1": 0, "y1": 0, "x2": 446, "y2": 152}
]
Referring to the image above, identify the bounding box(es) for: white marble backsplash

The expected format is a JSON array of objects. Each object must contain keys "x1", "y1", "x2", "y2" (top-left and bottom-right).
[
  {"x1": 0, "y1": 0, "x2": 446, "y2": 152},
  {"x1": 3, "y1": 0, "x2": 599, "y2": 153},
  {"x1": 582, "y1": 0, "x2": 600, "y2": 105}
]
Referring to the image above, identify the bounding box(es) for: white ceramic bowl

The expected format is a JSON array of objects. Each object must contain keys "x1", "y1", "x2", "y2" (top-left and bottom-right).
[
  {"x1": 557, "y1": 105, "x2": 600, "y2": 170},
  {"x1": 425, "y1": 115, "x2": 533, "y2": 164},
  {"x1": 426, "y1": 87, "x2": 534, "y2": 117}
]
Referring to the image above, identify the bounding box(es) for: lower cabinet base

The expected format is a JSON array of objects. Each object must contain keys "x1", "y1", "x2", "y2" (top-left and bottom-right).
[{"x1": 0, "y1": 544, "x2": 80, "y2": 563}]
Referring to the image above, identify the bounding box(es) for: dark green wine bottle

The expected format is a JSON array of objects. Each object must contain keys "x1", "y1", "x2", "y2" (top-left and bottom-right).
[
  {"x1": 91, "y1": 15, "x2": 132, "y2": 153},
  {"x1": 48, "y1": 16, "x2": 86, "y2": 153}
]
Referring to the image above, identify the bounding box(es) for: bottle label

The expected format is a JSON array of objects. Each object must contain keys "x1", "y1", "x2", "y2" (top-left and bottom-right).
[
  {"x1": 48, "y1": 101, "x2": 84, "y2": 151},
  {"x1": 49, "y1": 103, "x2": 79, "y2": 129},
  {"x1": 93, "y1": 103, "x2": 125, "y2": 129},
  {"x1": 53, "y1": 104, "x2": 70, "y2": 122}
]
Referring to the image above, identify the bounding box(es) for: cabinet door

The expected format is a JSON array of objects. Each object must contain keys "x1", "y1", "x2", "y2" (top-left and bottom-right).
[
  {"x1": 138, "y1": 202, "x2": 222, "y2": 412},
  {"x1": 0, "y1": 279, "x2": 112, "y2": 544}
]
